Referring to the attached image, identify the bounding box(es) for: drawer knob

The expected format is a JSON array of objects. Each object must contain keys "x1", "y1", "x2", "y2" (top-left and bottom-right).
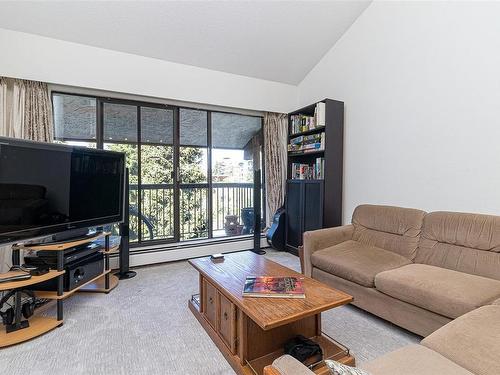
[
  {"x1": 223, "y1": 312, "x2": 228, "y2": 320},
  {"x1": 209, "y1": 297, "x2": 214, "y2": 304}
]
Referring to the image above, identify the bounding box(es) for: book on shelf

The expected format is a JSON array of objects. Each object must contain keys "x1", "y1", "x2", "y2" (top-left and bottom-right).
[
  {"x1": 288, "y1": 132, "x2": 325, "y2": 152},
  {"x1": 290, "y1": 102, "x2": 326, "y2": 135},
  {"x1": 290, "y1": 114, "x2": 315, "y2": 134},
  {"x1": 242, "y1": 276, "x2": 305, "y2": 299},
  {"x1": 315, "y1": 102, "x2": 326, "y2": 127},
  {"x1": 291, "y1": 157, "x2": 324, "y2": 180}
]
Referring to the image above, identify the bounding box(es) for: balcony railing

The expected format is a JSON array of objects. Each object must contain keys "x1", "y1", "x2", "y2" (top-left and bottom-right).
[{"x1": 128, "y1": 182, "x2": 254, "y2": 241}]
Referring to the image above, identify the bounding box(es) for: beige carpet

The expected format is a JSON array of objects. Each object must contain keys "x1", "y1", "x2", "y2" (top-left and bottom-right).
[{"x1": 0, "y1": 250, "x2": 419, "y2": 374}]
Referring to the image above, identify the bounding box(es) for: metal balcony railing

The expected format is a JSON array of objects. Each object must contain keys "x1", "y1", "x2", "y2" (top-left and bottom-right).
[{"x1": 128, "y1": 182, "x2": 254, "y2": 241}]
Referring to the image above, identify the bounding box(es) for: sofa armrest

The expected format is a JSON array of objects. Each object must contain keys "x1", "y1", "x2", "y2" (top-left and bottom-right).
[
  {"x1": 264, "y1": 355, "x2": 315, "y2": 375},
  {"x1": 303, "y1": 224, "x2": 354, "y2": 277}
]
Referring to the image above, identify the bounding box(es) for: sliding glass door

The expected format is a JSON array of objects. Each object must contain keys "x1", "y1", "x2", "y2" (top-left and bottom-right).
[
  {"x1": 101, "y1": 100, "x2": 177, "y2": 243},
  {"x1": 211, "y1": 112, "x2": 263, "y2": 238},
  {"x1": 139, "y1": 106, "x2": 175, "y2": 242},
  {"x1": 101, "y1": 102, "x2": 141, "y2": 241},
  {"x1": 179, "y1": 109, "x2": 209, "y2": 240},
  {"x1": 52, "y1": 92, "x2": 264, "y2": 246}
]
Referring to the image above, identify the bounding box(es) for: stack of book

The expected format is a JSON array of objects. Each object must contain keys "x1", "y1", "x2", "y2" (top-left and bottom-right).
[
  {"x1": 291, "y1": 157, "x2": 324, "y2": 180},
  {"x1": 290, "y1": 102, "x2": 326, "y2": 135},
  {"x1": 288, "y1": 132, "x2": 325, "y2": 153}
]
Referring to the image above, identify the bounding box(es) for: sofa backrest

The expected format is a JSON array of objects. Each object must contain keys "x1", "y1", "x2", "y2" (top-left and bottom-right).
[
  {"x1": 415, "y1": 211, "x2": 500, "y2": 280},
  {"x1": 352, "y1": 204, "x2": 426, "y2": 259}
]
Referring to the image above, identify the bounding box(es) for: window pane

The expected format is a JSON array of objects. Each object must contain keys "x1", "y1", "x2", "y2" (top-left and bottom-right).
[
  {"x1": 180, "y1": 108, "x2": 207, "y2": 147},
  {"x1": 211, "y1": 112, "x2": 262, "y2": 238},
  {"x1": 141, "y1": 107, "x2": 174, "y2": 145},
  {"x1": 140, "y1": 106, "x2": 175, "y2": 242},
  {"x1": 179, "y1": 108, "x2": 208, "y2": 240},
  {"x1": 211, "y1": 112, "x2": 261, "y2": 149},
  {"x1": 104, "y1": 143, "x2": 139, "y2": 242},
  {"x1": 103, "y1": 103, "x2": 137, "y2": 142},
  {"x1": 180, "y1": 187, "x2": 208, "y2": 240},
  {"x1": 53, "y1": 93, "x2": 96, "y2": 141}
]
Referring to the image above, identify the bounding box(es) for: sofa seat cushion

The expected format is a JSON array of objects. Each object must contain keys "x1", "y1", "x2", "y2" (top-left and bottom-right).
[
  {"x1": 311, "y1": 240, "x2": 411, "y2": 287},
  {"x1": 422, "y1": 305, "x2": 500, "y2": 375},
  {"x1": 375, "y1": 264, "x2": 500, "y2": 318},
  {"x1": 362, "y1": 344, "x2": 474, "y2": 375}
]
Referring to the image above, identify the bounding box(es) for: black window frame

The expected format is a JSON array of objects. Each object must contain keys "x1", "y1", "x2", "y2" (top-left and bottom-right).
[{"x1": 51, "y1": 91, "x2": 265, "y2": 247}]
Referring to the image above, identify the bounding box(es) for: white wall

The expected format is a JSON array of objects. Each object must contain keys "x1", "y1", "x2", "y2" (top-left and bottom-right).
[
  {"x1": 299, "y1": 1, "x2": 500, "y2": 223},
  {"x1": 0, "y1": 28, "x2": 298, "y2": 113}
]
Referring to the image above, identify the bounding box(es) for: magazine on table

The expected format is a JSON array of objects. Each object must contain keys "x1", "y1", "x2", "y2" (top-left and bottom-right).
[{"x1": 243, "y1": 276, "x2": 305, "y2": 298}]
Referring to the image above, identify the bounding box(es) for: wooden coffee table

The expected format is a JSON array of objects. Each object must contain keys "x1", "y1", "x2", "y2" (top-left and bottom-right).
[{"x1": 188, "y1": 251, "x2": 354, "y2": 375}]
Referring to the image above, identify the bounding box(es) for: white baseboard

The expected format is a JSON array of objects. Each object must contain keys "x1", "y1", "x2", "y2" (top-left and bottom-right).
[{"x1": 110, "y1": 237, "x2": 269, "y2": 269}]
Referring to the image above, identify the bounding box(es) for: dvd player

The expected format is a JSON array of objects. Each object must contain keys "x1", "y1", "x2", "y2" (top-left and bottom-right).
[
  {"x1": 33, "y1": 252, "x2": 105, "y2": 292},
  {"x1": 24, "y1": 242, "x2": 103, "y2": 268}
]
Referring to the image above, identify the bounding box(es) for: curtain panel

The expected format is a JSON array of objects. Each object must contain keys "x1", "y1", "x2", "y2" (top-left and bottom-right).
[
  {"x1": 263, "y1": 112, "x2": 288, "y2": 226},
  {"x1": 0, "y1": 78, "x2": 7, "y2": 137},
  {"x1": 9, "y1": 79, "x2": 25, "y2": 139},
  {"x1": 0, "y1": 77, "x2": 54, "y2": 271},
  {"x1": 0, "y1": 78, "x2": 53, "y2": 141},
  {"x1": 24, "y1": 80, "x2": 54, "y2": 142}
]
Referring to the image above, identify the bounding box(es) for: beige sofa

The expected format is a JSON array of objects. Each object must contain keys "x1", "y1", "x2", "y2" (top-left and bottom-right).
[
  {"x1": 303, "y1": 204, "x2": 500, "y2": 336},
  {"x1": 266, "y1": 303, "x2": 500, "y2": 375}
]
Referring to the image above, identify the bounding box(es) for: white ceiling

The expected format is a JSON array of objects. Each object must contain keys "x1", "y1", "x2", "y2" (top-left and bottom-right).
[{"x1": 0, "y1": 1, "x2": 371, "y2": 85}]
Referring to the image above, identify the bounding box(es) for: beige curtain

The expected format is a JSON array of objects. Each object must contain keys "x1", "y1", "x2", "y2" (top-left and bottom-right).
[
  {"x1": 23, "y1": 80, "x2": 53, "y2": 142},
  {"x1": 9, "y1": 79, "x2": 26, "y2": 139},
  {"x1": 264, "y1": 112, "x2": 288, "y2": 226},
  {"x1": 0, "y1": 78, "x2": 54, "y2": 271},
  {"x1": 0, "y1": 78, "x2": 7, "y2": 136}
]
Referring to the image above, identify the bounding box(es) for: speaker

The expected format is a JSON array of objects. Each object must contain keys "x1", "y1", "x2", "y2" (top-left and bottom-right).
[{"x1": 116, "y1": 168, "x2": 136, "y2": 280}]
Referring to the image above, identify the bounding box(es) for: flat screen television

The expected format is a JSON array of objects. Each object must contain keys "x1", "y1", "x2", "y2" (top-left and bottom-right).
[{"x1": 0, "y1": 137, "x2": 125, "y2": 244}]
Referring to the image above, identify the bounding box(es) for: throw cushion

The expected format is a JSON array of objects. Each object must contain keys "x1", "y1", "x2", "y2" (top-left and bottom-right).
[{"x1": 325, "y1": 360, "x2": 370, "y2": 375}]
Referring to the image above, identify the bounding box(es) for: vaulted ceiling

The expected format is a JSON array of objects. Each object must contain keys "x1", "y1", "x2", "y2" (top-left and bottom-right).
[{"x1": 0, "y1": 1, "x2": 371, "y2": 85}]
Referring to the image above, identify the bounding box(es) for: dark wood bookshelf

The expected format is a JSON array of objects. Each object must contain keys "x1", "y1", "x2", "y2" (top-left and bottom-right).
[{"x1": 285, "y1": 99, "x2": 344, "y2": 254}]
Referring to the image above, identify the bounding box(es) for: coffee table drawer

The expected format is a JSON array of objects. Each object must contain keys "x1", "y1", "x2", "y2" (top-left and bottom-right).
[
  {"x1": 203, "y1": 279, "x2": 217, "y2": 328},
  {"x1": 218, "y1": 292, "x2": 236, "y2": 353}
]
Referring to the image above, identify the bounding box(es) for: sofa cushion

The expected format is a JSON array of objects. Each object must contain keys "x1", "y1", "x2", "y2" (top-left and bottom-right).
[
  {"x1": 422, "y1": 305, "x2": 500, "y2": 375},
  {"x1": 311, "y1": 240, "x2": 411, "y2": 287},
  {"x1": 375, "y1": 264, "x2": 500, "y2": 318},
  {"x1": 352, "y1": 205, "x2": 426, "y2": 259},
  {"x1": 362, "y1": 344, "x2": 474, "y2": 375},
  {"x1": 416, "y1": 211, "x2": 500, "y2": 280}
]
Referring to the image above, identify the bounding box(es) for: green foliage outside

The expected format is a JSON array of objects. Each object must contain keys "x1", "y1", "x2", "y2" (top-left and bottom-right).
[{"x1": 106, "y1": 143, "x2": 208, "y2": 240}]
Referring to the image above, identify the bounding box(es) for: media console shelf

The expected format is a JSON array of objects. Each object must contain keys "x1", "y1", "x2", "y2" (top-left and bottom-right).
[{"x1": 0, "y1": 232, "x2": 119, "y2": 348}]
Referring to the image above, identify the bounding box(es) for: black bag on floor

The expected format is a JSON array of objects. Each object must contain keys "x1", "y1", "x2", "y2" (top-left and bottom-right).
[{"x1": 284, "y1": 335, "x2": 323, "y2": 363}]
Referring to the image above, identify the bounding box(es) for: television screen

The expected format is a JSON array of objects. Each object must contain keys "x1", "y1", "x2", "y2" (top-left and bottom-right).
[{"x1": 0, "y1": 137, "x2": 125, "y2": 243}]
